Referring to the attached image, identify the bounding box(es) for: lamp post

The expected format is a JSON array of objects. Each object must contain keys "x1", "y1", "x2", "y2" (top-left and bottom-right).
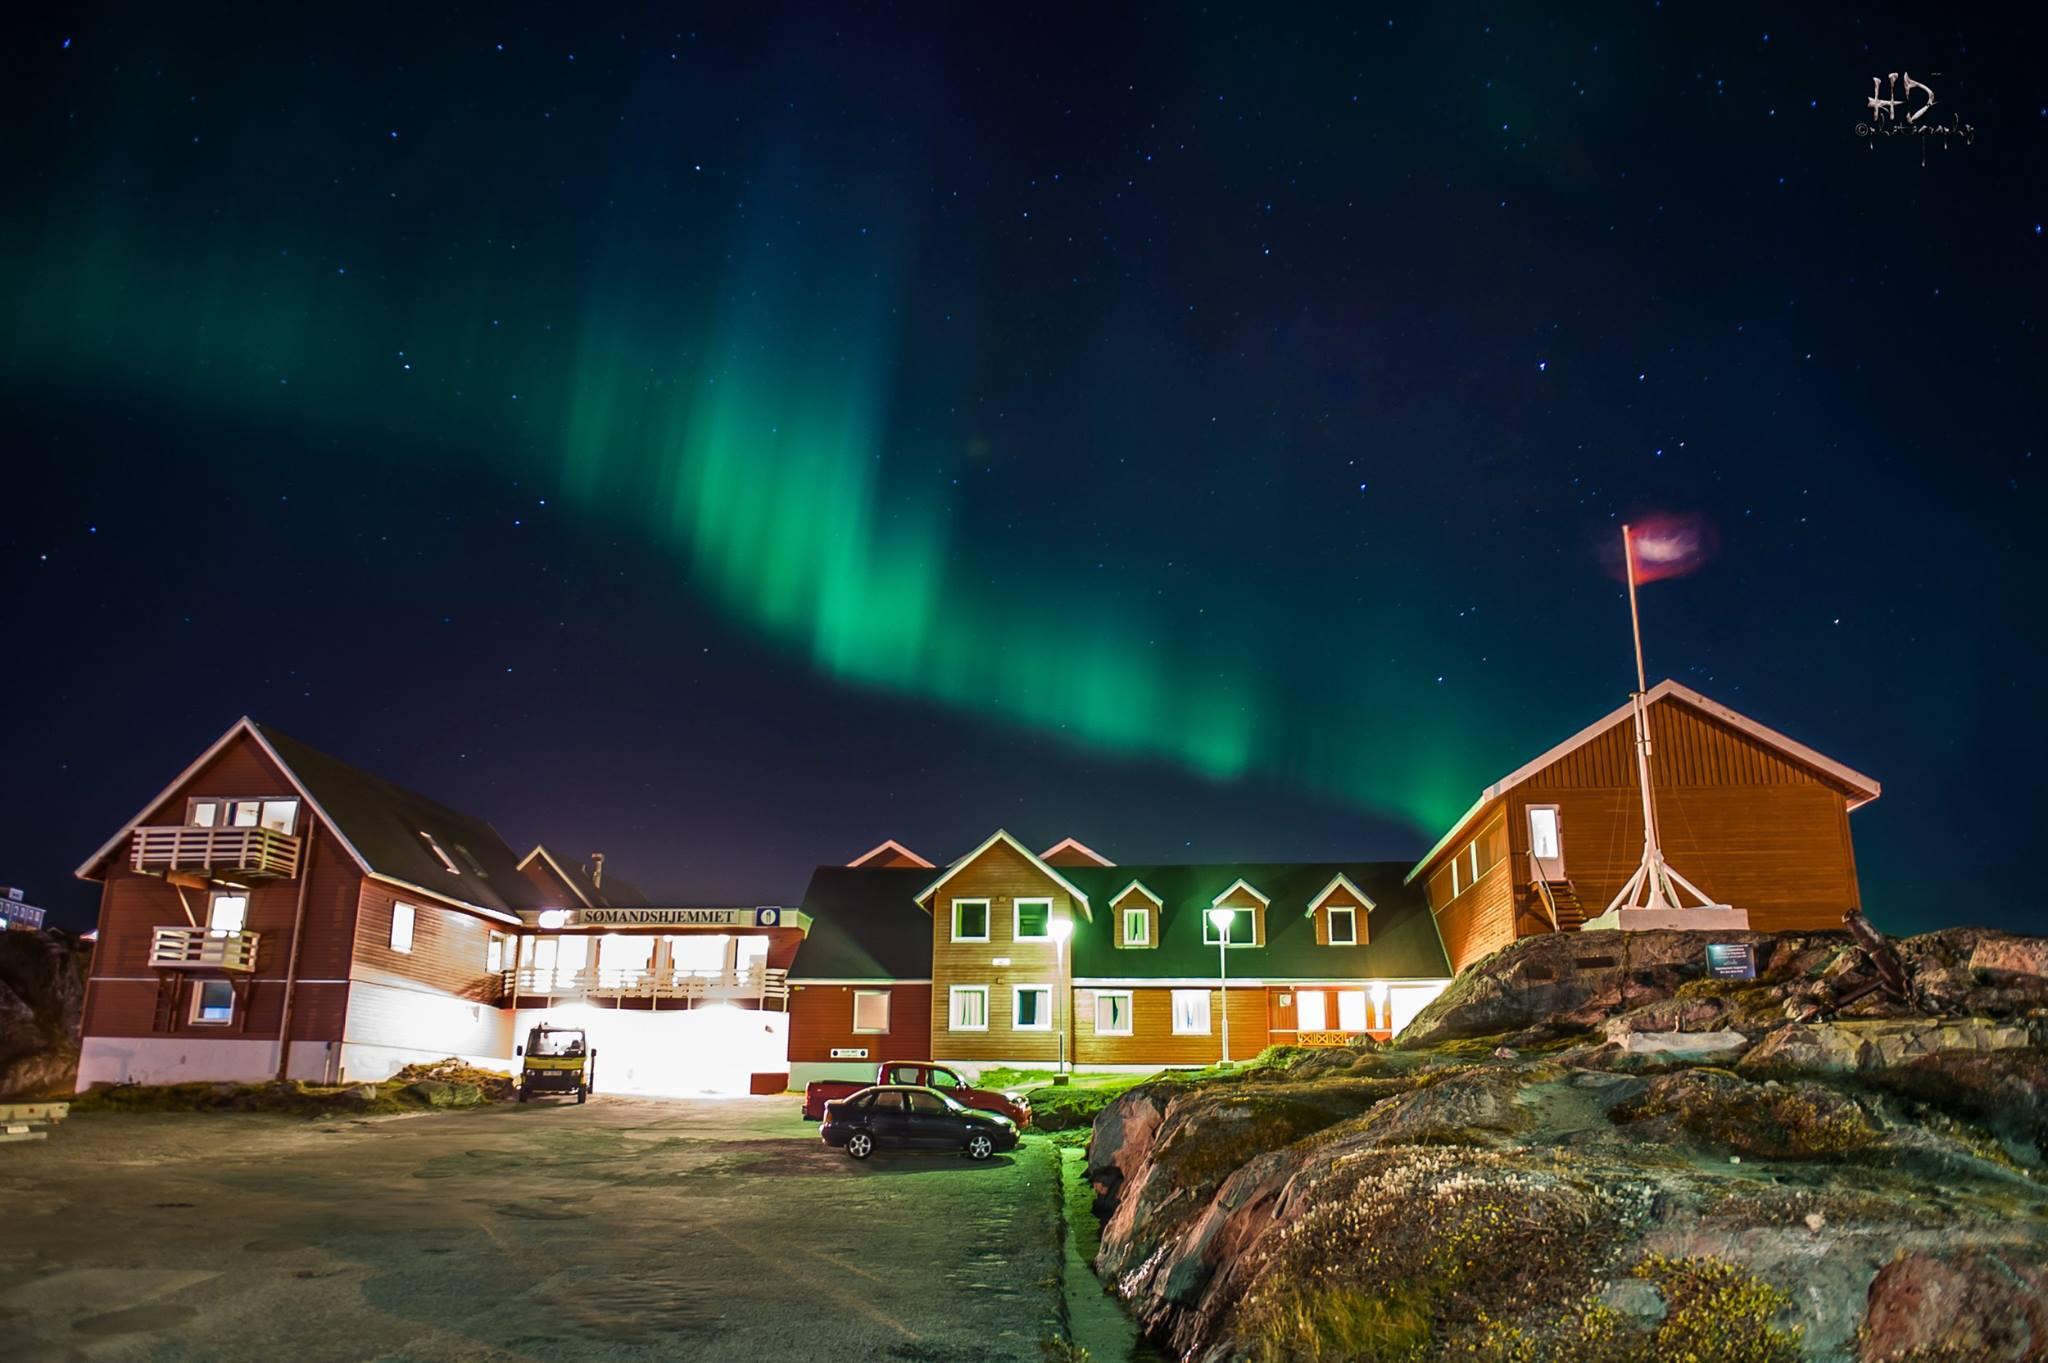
[
  {"x1": 1050, "y1": 916, "x2": 1074, "y2": 1077},
  {"x1": 1208, "y1": 907, "x2": 1236, "y2": 1065}
]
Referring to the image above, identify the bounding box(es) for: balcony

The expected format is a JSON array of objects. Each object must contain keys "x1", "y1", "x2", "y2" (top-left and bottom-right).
[
  {"x1": 151, "y1": 926, "x2": 261, "y2": 972},
  {"x1": 501, "y1": 966, "x2": 789, "y2": 1005},
  {"x1": 130, "y1": 826, "x2": 302, "y2": 882}
]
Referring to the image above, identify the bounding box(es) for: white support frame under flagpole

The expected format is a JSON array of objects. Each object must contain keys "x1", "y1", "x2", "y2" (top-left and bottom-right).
[{"x1": 1598, "y1": 524, "x2": 1737, "y2": 921}]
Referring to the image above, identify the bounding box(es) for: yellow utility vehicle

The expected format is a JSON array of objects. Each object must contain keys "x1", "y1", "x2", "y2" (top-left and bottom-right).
[{"x1": 516, "y1": 1024, "x2": 595, "y2": 1103}]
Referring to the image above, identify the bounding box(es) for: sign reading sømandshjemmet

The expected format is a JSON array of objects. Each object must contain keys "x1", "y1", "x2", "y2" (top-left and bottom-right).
[{"x1": 568, "y1": 907, "x2": 785, "y2": 929}]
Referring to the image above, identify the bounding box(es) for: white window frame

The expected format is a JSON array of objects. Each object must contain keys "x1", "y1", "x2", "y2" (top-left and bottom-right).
[
  {"x1": 852, "y1": 989, "x2": 892, "y2": 1034},
  {"x1": 1450, "y1": 856, "x2": 1464, "y2": 896},
  {"x1": 1093, "y1": 989, "x2": 1134, "y2": 1036},
  {"x1": 486, "y1": 932, "x2": 507, "y2": 974},
  {"x1": 949, "y1": 985, "x2": 989, "y2": 1031},
  {"x1": 390, "y1": 901, "x2": 416, "y2": 954},
  {"x1": 1122, "y1": 907, "x2": 1150, "y2": 946},
  {"x1": 1202, "y1": 906, "x2": 1257, "y2": 947},
  {"x1": 206, "y1": 890, "x2": 248, "y2": 936},
  {"x1": 1013, "y1": 897, "x2": 1053, "y2": 942},
  {"x1": 1468, "y1": 841, "x2": 1481, "y2": 882},
  {"x1": 1012, "y1": 984, "x2": 1053, "y2": 1031},
  {"x1": 951, "y1": 898, "x2": 990, "y2": 943},
  {"x1": 1171, "y1": 989, "x2": 1211, "y2": 1035},
  {"x1": 1327, "y1": 906, "x2": 1357, "y2": 946},
  {"x1": 190, "y1": 979, "x2": 236, "y2": 1026}
]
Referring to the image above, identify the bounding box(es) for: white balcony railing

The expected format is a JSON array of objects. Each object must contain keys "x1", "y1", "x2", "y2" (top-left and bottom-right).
[
  {"x1": 131, "y1": 826, "x2": 302, "y2": 881},
  {"x1": 501, "y1": 966, "x2": 788, "y2": 1003},
  {"x1": 151, "y1": 926, "x2": 261, "y2": 972}
]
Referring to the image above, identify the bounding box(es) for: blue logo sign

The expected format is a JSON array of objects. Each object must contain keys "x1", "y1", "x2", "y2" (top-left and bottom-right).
[{"x1": 755, "y1": 907, "x2": 781, "y2": 928}]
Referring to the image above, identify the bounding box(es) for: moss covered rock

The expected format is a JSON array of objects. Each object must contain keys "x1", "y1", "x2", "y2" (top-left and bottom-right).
[{"x1": 1610, "y1": 1069, "x2": 1879, "y2": 1160}]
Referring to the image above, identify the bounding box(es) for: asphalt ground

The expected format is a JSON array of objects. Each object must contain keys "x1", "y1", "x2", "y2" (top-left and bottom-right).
[{"x1": 2, "y1": 1096, "x2": 1067, "y2": 1363}]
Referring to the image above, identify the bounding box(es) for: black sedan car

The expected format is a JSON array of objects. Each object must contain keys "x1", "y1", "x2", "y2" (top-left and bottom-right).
[{"x1": 819, "y1": 1084, "x2": 1021, "y2": 1161}]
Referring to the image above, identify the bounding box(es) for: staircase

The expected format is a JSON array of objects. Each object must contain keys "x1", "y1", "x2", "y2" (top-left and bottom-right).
[{"x1": 1528, "y1": 852, "x2": 1587, "y2": 933}]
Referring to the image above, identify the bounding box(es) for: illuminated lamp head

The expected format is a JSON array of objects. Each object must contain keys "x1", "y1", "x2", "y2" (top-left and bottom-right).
[
  {"x1": 1208, "y1": 907, "x2": 1237, "y2": 936},
  {"x1": 1049, "y1": 917, "x2": 1074, "y2": 944},
  {"x1": 537, "y1": 909, "x2": 571, "y2": 930}
]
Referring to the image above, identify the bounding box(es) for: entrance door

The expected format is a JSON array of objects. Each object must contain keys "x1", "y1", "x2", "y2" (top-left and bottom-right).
[{"x1": 1528, "y1": 804, "x2": 1565, "y2": 880}]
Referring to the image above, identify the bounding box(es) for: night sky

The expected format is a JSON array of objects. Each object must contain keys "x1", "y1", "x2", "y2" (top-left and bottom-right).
[{"x1": 5, "y1": 6, "x2": 2042, "y2": 935}]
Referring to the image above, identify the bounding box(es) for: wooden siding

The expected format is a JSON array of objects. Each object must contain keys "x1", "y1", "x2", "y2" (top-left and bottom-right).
[
  {"x1": 789, "y1": 983, "x2": 933, "y2": 1062},
  {"x1": 929, "y1": 839, "x2": 1082, "y2": 1064},
  {"x1": 1426, "y1": 837, "x2": 1517, "y2": 974},
  {"x1": 1072, "y1": 986, "x2": 1270, "y2": 1065},
  {"x1": 82, "y1": 817, "x2": 363, "y2": 1042},
  {"x1": 1111, "y1": 887, "x2": 1160, "y2": 949},
  {"x1": 1312, "y1": 884, "x2": 1371, "y2": 946},
  {"x1": 350, "y1": 882, "x2": 503, "y2": 1004}
]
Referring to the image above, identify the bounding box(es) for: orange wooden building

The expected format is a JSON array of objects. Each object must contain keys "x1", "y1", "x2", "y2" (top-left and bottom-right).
[{"x1": 1408, "y1": 680, "x2": 1880, "y2": 974}]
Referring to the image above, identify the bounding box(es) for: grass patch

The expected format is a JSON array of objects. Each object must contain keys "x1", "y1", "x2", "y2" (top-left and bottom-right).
[{"x1": 74, "y1": 1058, "x2": 515, "y2": 1119}]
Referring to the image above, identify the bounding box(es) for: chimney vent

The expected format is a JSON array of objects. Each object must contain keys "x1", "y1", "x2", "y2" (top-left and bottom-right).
[{"x1": 589, "y1": 852, "x2": 605, "y2": 888}]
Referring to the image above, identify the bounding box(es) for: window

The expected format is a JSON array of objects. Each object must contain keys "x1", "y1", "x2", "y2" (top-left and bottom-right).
[
  {"x1": 1122, "y1": 908, "x2": 1150, "y2": 945},
  {"x1": 1450, "y1": 856, "x2": 1463, "y2": 896},
  {"x1": 1336, "y1": 990, "x2": 1368, "y2": 1033},
  {"x1": 907, "y1": 1091, "x2": 948, "y2": 1115},
  {"x1": 1529, "y1": 806, "x2": 1562, "y2": 861},
  {"x1": 420, "y1": 831, "x2": 461, "y2": 874},
  {"x1": 191, "y1": 980, "x2": 235, "y2": 1025},
  {"x1": 1171, "y1": 989, "x2": 1211, "y2": 1035},
  {"x1": 1203, "y1": 907, "x2": 1257, "y2": 945},
  {"x1": 1014, "y1": 898, "x2": 1052, "y2": 941},
  {"x1": 951, "y1": 899, "x2": 990, "y2": 942},
  {"x1": 853, "y1": 990, "x2": 891, "y2": 1034},
  {"x1": 1013, "y1": 984, "x2": 1052, "y2": 1031},
  {"x1": 187, "y1": 797, "x2": 298, "y2": 835},
  {"x1": 486, "y1": 932, "x2": 508, "y2": 974},
  {"x1": 1468, "y1": 842, "x2": 1480, "y2": 883},
  {"x1": 869, "y1": 1090, "x2": 905, "y2": 1112},
  {"x1": 1094, "y1": 990, "x2": 1133, "y2": 1035},
  {"x1": 389, "y1": 902, "x2": 416, "y2": 953},
  {"x1": 206, "y1": 892, "x2": 248, "y2": 936},
  {"x1": 1296, "y1": 991, "x2": 1328, "y2": 1031},
  {"x1": 949, "y1": 985, "x2": 989, "y2": 1031},
  {"x1": 1328, "y1": 906, "x2": 1357, "y2": 945}
]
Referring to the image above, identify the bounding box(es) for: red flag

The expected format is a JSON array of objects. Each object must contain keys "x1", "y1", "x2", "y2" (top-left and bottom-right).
[{"x1": 1620, "y1": 513, "x2": 1717, "y2": 584}]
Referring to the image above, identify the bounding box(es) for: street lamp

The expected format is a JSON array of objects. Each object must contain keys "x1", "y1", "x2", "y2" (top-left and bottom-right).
[
  {"x1": 1050, "y1": 916, "x2": 1074, "y2": 1077},
  {"x1": 1207, "y1": 907, "x2": 1236, "y2": 1065}
]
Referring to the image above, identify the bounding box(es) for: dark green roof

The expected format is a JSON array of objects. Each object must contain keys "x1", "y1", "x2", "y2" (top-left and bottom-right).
[
  {"x1": 1062, "y1": 862, "x2": 1450, "y2": 981},
  {"x1": 791, "y1": 866, "x2": 935, "y2": 979}
]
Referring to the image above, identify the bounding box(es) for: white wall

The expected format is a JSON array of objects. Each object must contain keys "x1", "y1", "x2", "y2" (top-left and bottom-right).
[
  {"x1": 513, "y1": 1003, "x2": 789, "y2": 1095},
  {"x1": 77, "y1": 1037, "x2": 342, "y2": 1089},
  {"x1": 338, "y1": 979, "x2": 516, "y2": 1081}
]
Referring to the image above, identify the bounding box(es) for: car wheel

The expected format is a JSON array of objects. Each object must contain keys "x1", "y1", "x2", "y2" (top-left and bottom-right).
[
  {"x1": 965, "y1": 1133, "x2": 994, "y2": 1160},
  {"x1": 576, "y1": 1085, "x2": 588, "y2": 1104},
  {"x1": 517, "y1": 1083, "x2": 529, "y2": 1103},
  {"x1": 846, "y1": 1132, "x2": 875, "y2": 1160}
]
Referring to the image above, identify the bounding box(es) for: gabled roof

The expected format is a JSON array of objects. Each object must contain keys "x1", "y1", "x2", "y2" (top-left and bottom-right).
[
  {"x1": 1040, "y1": 836, "x2": 1114, "y2": 867},
  {"x1": 1060, "y1": 862, "x2": 1450, "y2": 981},
  {"x1": 914, "y1": 829, "x2": 1094, "y2": 916},
  {"x1": 1305, "y1": 872, "x2": 1375, "y2": 916},
  {"x1": 1406, "y1": 680, "x2": 1884, "y2": 884},
  {"x1": 518, "y1": 845, "x2": 649, "y2": 910},
  {"x1": 1111, "y1": 879, "x2": 1164, "y2": 908},
  {"x1": 1210, "y1": 877, "x2": 1270, "y2": 907},
  {"x1": 847, "y1": 839, "x2": 934, "y2": 869},
  {"x1": 77, "y1": 717, "x2": 543, "y2": 923},
  {"x1": 790, "y1": 866, "x2": 937, "y2": 979}
]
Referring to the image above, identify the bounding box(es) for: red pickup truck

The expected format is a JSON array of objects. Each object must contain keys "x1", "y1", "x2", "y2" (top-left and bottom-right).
[{"x1": 801, "y1": 1061, "x2": 1031, "y2": 1126}]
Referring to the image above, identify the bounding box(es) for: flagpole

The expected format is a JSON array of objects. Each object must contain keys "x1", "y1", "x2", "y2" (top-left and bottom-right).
[{"x1": 1622, "y1": 524, "x2": 1648, "y2": 693}]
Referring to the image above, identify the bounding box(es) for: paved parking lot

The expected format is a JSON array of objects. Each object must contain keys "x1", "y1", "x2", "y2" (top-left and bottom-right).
[{"x1": 1, "y1": 1096, "x2": 1066, "y2": 1363}]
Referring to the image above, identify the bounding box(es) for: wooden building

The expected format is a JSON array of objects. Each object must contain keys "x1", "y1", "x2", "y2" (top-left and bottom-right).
[{"x1": 1408, "y1": 680, "x2": 1880, "y2": 974}]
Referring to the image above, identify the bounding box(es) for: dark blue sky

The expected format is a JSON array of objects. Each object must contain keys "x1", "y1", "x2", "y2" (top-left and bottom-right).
[{"x1": 4, "y1": 4, "x2": 2042, "y2": 935}]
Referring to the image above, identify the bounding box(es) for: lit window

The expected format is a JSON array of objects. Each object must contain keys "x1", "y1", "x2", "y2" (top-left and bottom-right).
[
  {"x1": 1529, "y1": 806, "x2": 1562, "y2": 862},
  {"x1": 1328, "y1": 906, "x2": 1357, "y2": 945},
  {"x1": 486, "y1": 933, "x2": 507, "y2": 974},
  {"x1": 1014, "y1": 898, "x2": 1052, "y2": 941},
  {"x1": 258, "y1": 800, "x2": 299, "y2": 835},
  {"x1": 1171, "y1": 989, "x2": 1211, "y2": 1035},
  {"x1": 228, "y1": 800, "x2": 262, "y2": 828},
  {"x1": 1296, "y1": 991, "x2": 1328, "y2": 1031},
  {"x1": 1013, "y1": 985, "x2": 1052, "y2": 1031},
  {"x1": 207, "y1": 892, "x2": 248, "y2": 936},
  {"x1": 1336, "y1": 990, "x2": 1368, "y2": 1033},
  {"x1": 1468, "y1": 842, "x2": 1480, "y2": 882},
  {"x1": 1094, "y1": 990, "x2": 1133, "y2": 1035},
  {"x1": 1203, "y1": 907, "x2": 1256, "y2": 946},
  {"x1": 1122, "y1": 908, "x2": 1150, "y2": 945},
  {"x1": 390, "y1": 902, "x2": 416, "y2": 953},
  {"x1": 951, "y1": 899, "x2": 990, "y2": 942},
  {"x1": 191, "y1": 980, "x2": 235, "y2": 1025},
  {"x1": 853, "y1": 990, "x2": 891, "y2": 1034},
  {"x1": 420, "y1": 831, "x2": 460, "y2": 874},
  {"x1": 189, "y1": 800, "x2": 219, "y2": 828},
  {"x1": 1450, "y1": 857, "x2": 1464, "y2": 896},
  {"x1": 949, "y1": 985, "x2": 988, "y2": 1031}
]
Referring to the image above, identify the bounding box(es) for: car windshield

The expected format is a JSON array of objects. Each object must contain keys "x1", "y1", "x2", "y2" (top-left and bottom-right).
[{"x1": 531, "y1": 1031, "x2": 584, "y2": 1056}]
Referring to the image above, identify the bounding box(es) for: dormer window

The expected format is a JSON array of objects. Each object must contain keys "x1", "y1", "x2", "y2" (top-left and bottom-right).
[
  {"x1": 420, "y1": 831, "x2": 461, "y2": 874},
  {"x1": 1328, "y1": 906, "x2": 1358, "y2": 945},
  {"x1": 188, "y1": 798, "x2": 299, "y2": 836}
]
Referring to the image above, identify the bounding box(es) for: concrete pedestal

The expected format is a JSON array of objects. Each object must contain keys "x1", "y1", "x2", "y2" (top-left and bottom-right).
[{"x1": 1580, "y1": 906, "x2": 1752, "y2": 933}]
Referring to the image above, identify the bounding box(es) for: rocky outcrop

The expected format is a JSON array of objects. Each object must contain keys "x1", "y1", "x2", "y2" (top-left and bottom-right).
[
  {"x1": 1086, "y1": 925, "x2": 2048, "y2": 1362},
  {"x1": 0, "y1": 929, "x2": 90, "y2": 1100}
]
